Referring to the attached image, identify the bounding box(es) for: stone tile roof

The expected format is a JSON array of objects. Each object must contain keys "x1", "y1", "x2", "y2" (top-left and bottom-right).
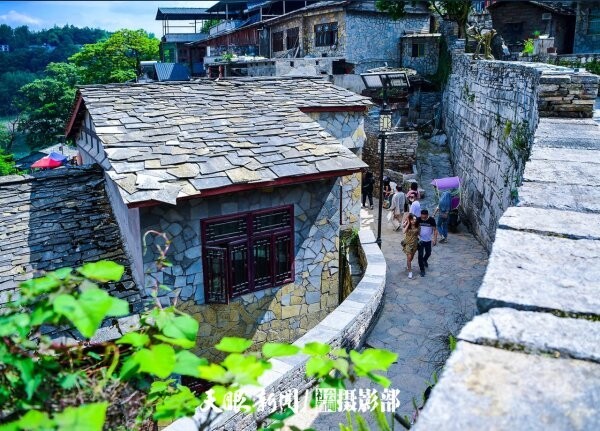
[
  {"x1": 70, "y1": 78, "x2": 371, "y2": 206},
  {"x1": 0, "y1": 166, "x2": 141, "y2": 311}
]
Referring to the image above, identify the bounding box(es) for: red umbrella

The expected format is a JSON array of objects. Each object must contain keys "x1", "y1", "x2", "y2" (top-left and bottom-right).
[{"x1": 31, "y1": 156, "x2": 62, "y2": 169}]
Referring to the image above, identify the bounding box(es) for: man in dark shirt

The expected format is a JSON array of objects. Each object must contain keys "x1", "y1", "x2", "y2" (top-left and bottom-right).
[{"x1": 418, "y1": 209, "x2": 437, "y2": 277}]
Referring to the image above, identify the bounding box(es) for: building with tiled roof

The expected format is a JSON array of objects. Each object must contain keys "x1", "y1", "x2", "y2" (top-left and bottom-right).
[
  {"x1": 0, "y1": 166, "x2": 141, "y2": 317},
  {"x1": 65, "y1": 77, "x2": 371, "y2": 357}
]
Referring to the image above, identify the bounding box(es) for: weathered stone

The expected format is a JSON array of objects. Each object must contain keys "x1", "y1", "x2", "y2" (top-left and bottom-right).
[
  {"x1": 499, "y1": 206, "x2": 600, "y2": 240},
  {"x1": 412, "y1": 342, "x2": 600, "y2": 431},
  {"x1": 459, "y1": 308, "x2": 600, "y2": 363},
  {"x1": 477, "y1": 229, "x2": 600, "y2": 316}
]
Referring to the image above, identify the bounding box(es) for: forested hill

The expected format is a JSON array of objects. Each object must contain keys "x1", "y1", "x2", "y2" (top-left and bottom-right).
[{"x1": 0, "y1": 24, "x2": 109, "y2": 117}]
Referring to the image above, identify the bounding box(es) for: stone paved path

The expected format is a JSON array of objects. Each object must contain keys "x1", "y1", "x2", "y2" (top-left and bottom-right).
[{"x1": 285, "y1": 141, "x2": 489, "y2": 430}]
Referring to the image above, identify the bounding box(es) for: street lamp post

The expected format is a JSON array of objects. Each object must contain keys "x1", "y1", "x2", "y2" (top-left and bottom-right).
[{"x1": 360, "y1": 70, "x2": 409, "y2": 248}]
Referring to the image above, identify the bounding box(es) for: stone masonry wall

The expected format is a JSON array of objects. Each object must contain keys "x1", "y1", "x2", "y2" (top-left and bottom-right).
[
  {"x1": 140, "y1": 178, "x2": 359, "y2": 359},
  {"x1": 306, "y1": 111, "x2": 367, "y2": 151},
  {"x1": 345, "y1": 12, "x2": 429, "y2": 73},
  {"x1": 443, "y1": 54, "x2": 599, "y2": 250},
  {"x1": 443, "y1": 55, "x2": 541, "y2": 250},
  {"x1": 400, "y1": 35, "x2": 440, "y2": 76}
]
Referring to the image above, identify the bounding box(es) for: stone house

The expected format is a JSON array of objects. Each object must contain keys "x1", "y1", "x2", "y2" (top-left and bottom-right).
[
  {"x1": 65, "y1": 78, "x2": 371, "y2": 357},
  {"x1": 573, "y1": 2, "x2": 600, "y2": 53},
  {"x1": 400, "y1": 33, "x2": 441, "y2": 76},
  {"x1": 191, "y1": 0, "x2": 431, "y2": 77},
  {"x1": 488, "y1": 1, "x2": 576, "y2": 54}
]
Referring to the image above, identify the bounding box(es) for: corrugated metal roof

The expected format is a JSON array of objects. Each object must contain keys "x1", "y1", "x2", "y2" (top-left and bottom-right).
[
  {"x1": 154, "y1": 63, "x2": 190, "y2": 82},
  {"x1": 155, "y1": 7, "x2": 226, "y2": 20},
  {"x1": 162, "y1": 33, "x2": 207, "y2": 43}
]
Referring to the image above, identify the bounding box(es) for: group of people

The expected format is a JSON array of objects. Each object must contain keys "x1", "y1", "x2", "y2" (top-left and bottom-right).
[
  {"x1": 361, "y1": 171, "x2": 453, "y2": 279},
  {"x1": 389, "y1": 180, "x2": 452, "y2": 280}
]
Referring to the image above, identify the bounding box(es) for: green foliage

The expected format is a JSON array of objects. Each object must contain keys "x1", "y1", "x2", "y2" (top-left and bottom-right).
[
  {"x1": 200, "y1": 19, "x2": 221, "y2": 33},
  {"x1": 0, "y1": 146, "x2": 19, "y2": 176},
  {"x1": 521, "y1": 39, "x2": 534, "y2": 56},
  {"x1": 1, "y1": 256, "x2": 399, "y2": 430},
  {"x1": 377, "y1": 1, "x2": 472, "y2": 38},
  {"x1": 221, "y1": 51, "x2": 234, "y2": 62},
  {"x1": 0, "y1": 24, "x2": 107, "y2": 117},
  {"x1": 584, "y1": 59, "x2": 600, "y2": 76},
  {"x1": 503, "y1": 120, "x2": 513, "y2": 140},
  {"x1": 69, "y1": 29, "x2": 159, "y2": 84},
  {"x1": 429, "y1": 36, "x2": 452, "y2": 89}
]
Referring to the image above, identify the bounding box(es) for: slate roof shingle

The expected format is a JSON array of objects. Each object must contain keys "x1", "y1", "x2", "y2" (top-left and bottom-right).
[
  {"x1": 0, "y1": 166, "x2": 140, "y2": 311},
  {"x1": 70, "y1": 78, "x2": 371, "y2": 206}
]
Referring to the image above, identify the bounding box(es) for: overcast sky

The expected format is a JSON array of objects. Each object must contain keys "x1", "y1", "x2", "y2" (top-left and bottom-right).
[{"x1": 0, "y1": 1, "x2": 218, "y2": 37}]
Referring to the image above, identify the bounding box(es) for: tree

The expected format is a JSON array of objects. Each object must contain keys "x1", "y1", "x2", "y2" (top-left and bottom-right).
[
  {"x1": 14, "y1": 63, "x2": 77, "y2": 150},
  {"x1": 376, "y1": 0, "x2": 472, "y2": 40},
  {"x1": 0, "y1": 71, "x2": 38, "y2": 117},
  {"x1": 0, "y1": 145, "x2": 18, "y2": 175},
  {"x1": 69, "y1": 29, "x2": 159, "y2": 84}
]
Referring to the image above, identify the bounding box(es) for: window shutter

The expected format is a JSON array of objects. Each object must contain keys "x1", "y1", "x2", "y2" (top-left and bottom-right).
[
  {"x1": 253, "y1": 236, "x2": 273, "y2": 288},
  {"x1": 204, "y1": 247, "x2": 227, "y2": 304}
]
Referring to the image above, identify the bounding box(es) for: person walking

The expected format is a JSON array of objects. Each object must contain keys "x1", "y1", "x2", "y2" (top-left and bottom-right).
[
  {"x1": 388, "y1": 185, "x2": 404, "y2": 231},
  {"x1": 417, "y1": 209, "x2": 437, "y2": 277},
  {"x1": 408, "y1": 191, "x2": 421, "y2": 218},
  {"x1": 362, "y1": 171, "x2": 374, "y2": 210},
  {"x1": 402, "y1": 213, "x2": 420, "y2": 279},
  {"x1": 382, "y1": 176, "x2": 393, "y2": 208},
  {"x1": 433, "y1": 191, "x2": 452, "y2": 243},
  {"x1": 404, "y1": 182, "x2": 420, "y2": 212}
]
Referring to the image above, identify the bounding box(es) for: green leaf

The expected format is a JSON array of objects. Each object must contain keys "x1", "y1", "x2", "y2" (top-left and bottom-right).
[
  {"x1": 153, "y1": 385, "x2": 200, "y2": 421},
  {"x1": 269, "y1": 406, "x2": 295, "y2": 421},
  {"x1": 262, "y1": 343, "x2": 300, "y2": 358},
  {"x1": 332, "y1": 348, "x2": 349, "y2": 358},
  {"x1": 19, "y1": 275, "x2": 61, "y2": 297},
  {"x1": 53, "y1": 267, "x2": 73, "y2": 280},
  {"x1": 53, "y1": 402, "x2": 108, "y2": 431},
  {"x1": 305, "y1": 356, "x2": 334, "y2": 378},
  {"x1": 59, "y1": 372, "x2": 86, "y2": 390},
  {"x1": 173, "y1": 351, "x2": 208, "y2": 377},
  {"x1": 133, "y1": 344, "x2": 176, "y2": 379},
  {"x1": 77, "y1": 260, "x2": 124, "y2": 282},
  {"x1": 350, "y1": 348, "x2": 397, "y2": 376},
  {"x1": 302, "y1": 342, "x2": 330, "y2": 356},
  {"x1": 116, "y1": 332, "x2": 150, "y2": 348},
  {"x1": 153, "y1": 334, "x2": 195, "y2": 349},
  {"x1": 333, "y1": 358, "x2": 349, "y2": 377},
  {"x1": 222, "y1": 353, "x2": 271, "y2": 386},
  {"x1": 367, "y1": 372, "x2": 391, "y2": 388},
  {"x1": 214, "y1": 337, "x2": 252, "y2": 353},
  {"x1": 16, "y1": 410, "x2": 52, "y2": 430},
  {"x1": 197, "y1": 363, "x2": 229, "y2": 384},
  {"x1": 53, "y1": 287, "x2": 129, "y2": 338},
  {"x1": 152, "y1": 309, "x2": 198, "y2": 342}
]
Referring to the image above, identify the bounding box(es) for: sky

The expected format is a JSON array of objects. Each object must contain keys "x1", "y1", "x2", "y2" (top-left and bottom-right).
[{"x1": 0, "y1": 1, "x2": 218, "y2": 37}]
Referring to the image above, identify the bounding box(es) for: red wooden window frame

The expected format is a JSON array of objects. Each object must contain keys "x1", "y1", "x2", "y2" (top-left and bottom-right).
[{"x1": 201, "y1": 205, "x2": 294, "y2": 304}]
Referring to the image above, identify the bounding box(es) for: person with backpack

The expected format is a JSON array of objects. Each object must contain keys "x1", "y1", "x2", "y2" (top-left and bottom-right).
[{"x1": 433, "y1": 191, "x2": 452, "y2": 243}]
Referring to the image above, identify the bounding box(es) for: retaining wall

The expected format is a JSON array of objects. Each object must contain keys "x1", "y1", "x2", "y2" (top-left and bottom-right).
[
  {"x1": 443, "y1": 53, "x2": 598, "y2": 250},
  {"x1": 165, "y1": 228, "x2": 386, "y2": 431}
]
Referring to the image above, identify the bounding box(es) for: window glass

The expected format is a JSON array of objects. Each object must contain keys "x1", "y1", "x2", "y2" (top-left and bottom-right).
[
  {"x1": 253, "y1": 237, "x2": 272, "y2": 287},
  {"x1": 589, "y1": 12, "x2": 600, "y2": 34},
  {"x1": 273, "y1": 31, "x2": 284, "y2": 52},
  {"x1": 205, "y1": 247, "x2": 227, "y2": 304},
  {"x1": 202, "y1": 206, "x2": 294, "y2": 303},
  {"x1": 275, "y1": 234, "x2": 292, "y2": 283},
  {"x1": 315, "y1": 22, "x2": 338, "y2": 47},
  {"x1": 287, "y1": 27, "x2": 299, "y2": 49},
  {"x1": 230, "y1": 242, "x2": 250, "y2": 297}
]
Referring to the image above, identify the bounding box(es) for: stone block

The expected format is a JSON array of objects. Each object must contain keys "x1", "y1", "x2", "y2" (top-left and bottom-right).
[
  {"x1": 281, "y1": 305, "x2": 301, "y2": 319},
  {"x1": 305, "y1": 291, "x2": 320, "y2": 305},
  {"x1": 499, "y1": 206, "x2": 600, "y2": 240},
  {"x1": 477, "y1": 229, "x2": 600, "y2": 316},
  {"x1": 459, "y1": 308, "x2": 600, "y2": 362},
  {"x1": 412, "y1": 342, "x2": 600, "y2": 431}
]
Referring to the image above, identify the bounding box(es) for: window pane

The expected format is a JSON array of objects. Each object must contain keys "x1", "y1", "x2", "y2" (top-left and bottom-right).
[
  {"x1": 590, "y1": 15, "x2": 600, "y2": 34},
  {"x1": 274, "y1": 234, "x2": 292, "y2": 283},
  {"x1": 230, "y1": 242, "x2": 249, "y2": 297},
  {"x1": 205, "y1": 247, "x2": 227, "y2": 304},
  {"x1": 273, "y1": 31, "x2": 284, "y2": 52},
  {"x1": 253, "y1": 237, "x2": 272, "y2": 287},
  {"x1": 206, "y1": 217, "x2": 247, "y2": 242},
  {"x1": 253, "y1": 209, "x2": 291, "y2": 232}
]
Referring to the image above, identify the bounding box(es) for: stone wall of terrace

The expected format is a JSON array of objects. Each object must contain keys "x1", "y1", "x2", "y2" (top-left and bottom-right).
[{"x1": 442, "y1": 53, "x2": 598, "y2": 250}]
